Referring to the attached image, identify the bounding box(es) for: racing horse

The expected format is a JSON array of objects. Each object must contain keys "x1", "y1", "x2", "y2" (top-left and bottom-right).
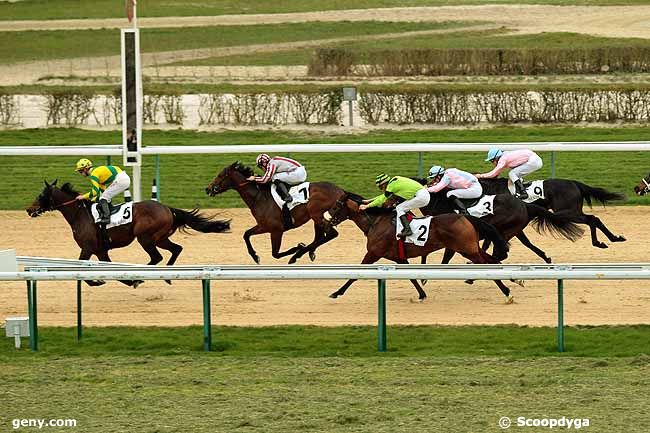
[
  {"x1": 421, "y1": 188, "x2": 584, "y2": 264},
  {"x1": 480, "y1": 178, "x2": 626, "y2": 248},
  {"x1": 27, "y1": 180, "x2": 231, "y2": 287},
  {"x1": 323, "y1": 193, "x2": 512, "y2": 302},
  {"x1": 634, "y1": 173, "x2": 650, "y2": 196},
  {"x1": 205, "y1": 162, "x2": 344, "y2": 264}
]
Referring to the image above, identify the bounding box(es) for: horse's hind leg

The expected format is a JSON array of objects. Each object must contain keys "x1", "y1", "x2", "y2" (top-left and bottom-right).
[
  {"x1": 573, "y1": 214, "x2": 608, "y2": 248},
  {"x1": 137, "y1": 235, "x2": 164, "y2": 265},
  {"x1": 463, "y1": 251, "x2": 513, "y2": 303},
  {"x1": 289, "y1": 224, "x2": 339, "y2": 264},
  {"x1": 516, "y1": 232, "x2": 552, "y2": 263},
  {"x1": 587, "y1": 214, "x2": 626, "y2": 243},
  {"x1": 156, "y1": 238, "x2": 183, "y2": 285}
]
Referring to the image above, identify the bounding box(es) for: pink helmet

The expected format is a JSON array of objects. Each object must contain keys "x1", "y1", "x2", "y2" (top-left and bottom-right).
[{"x1": 256, "y1": 153, "x2": 271, "y2": 168}]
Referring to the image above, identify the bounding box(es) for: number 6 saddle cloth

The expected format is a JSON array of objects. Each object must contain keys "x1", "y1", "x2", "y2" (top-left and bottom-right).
[
  {"x1": 270, "y1": 182, "x2": 310, "y2": 210},
  {"x1": 90, "y1": 202, "x2": 134, "y2": 228}
]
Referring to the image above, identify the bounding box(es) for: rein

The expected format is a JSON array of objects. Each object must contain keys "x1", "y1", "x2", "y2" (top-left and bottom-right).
[{"x1": 51, "y1": 198, "x2": 79, "y2": 210}]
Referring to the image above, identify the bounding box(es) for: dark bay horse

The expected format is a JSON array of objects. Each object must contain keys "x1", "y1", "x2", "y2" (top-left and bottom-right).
[
  {"x1": 206, "y1": 162, "x2": 344, "y2": 264},
  {"x1": 634, "y1": 173, "x2": 650, "y2": 196},
  {"x1": 480, "y1": 178, "x2": 626, "y2": 249},
  {"x1": 422, "y1": 189, "x2": 584, "y2": 264},
  {"x1": 26, "y1": 181, "x2": 230, "y2": 287},
  {"x1": 323, "y1": 193, "x2": 512, "y2": 301}
]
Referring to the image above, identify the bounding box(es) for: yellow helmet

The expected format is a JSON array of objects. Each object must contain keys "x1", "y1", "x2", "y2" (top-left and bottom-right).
[{"x1": 75, "y1": 158, "x2": 93, "y2": 172}]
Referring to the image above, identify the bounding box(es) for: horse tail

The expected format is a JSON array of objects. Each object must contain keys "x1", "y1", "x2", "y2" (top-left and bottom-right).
[
  {"x1": 170, "y1": 208, "x2": 231, "y2": 234},
  {"x1": 525, "y1": 203, "x2": 584, "y2": 241},
  {"x1": 465, "y1": 215, "x2": 509, "y2": 261},
  {"x1": 574, "y1": 181, "x2": 626, "y2": 207}
]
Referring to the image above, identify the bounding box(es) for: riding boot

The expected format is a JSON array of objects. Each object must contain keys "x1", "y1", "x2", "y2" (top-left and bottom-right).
[
  {"x1": 514, "y1": 179, "x2": 528, "y2": 200},
  {"x1": 98, "y1": 199, "x2": 111, "y2": 224},
  {"x1": 452, "y1": 197, "x2": 468, "y2": 215},
  {"x1": 399, "y1": 214, "x2": 413, "y2": 237},
  {"x1": 274, "y1": 180, "x2": 293, "y2": 203}
]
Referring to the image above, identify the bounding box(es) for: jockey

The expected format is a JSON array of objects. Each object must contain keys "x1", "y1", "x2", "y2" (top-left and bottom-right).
[
  {"x1": 360, "y1": 173, "x2": 430, "y2": 238},
  {"x1": 476, "y1": 148, "x2": 543, "y2": 199},
  {"x1": 426, "y1": 165, "x2": 482, "y2": 215},
  {"x1": 247, "y1": 154, "x2": 307, "y2": 203},
  {"x1": 74, "y1": 158, "x2": 131, "y2": 224}
]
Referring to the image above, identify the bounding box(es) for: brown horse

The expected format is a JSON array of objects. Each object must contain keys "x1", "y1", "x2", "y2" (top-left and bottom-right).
[
  {"x1": 26, "y1": 180, "x2": 230, "y2": 287},
  {"x1": 205, "y1": 162, "x2": 345, "y2": 264},
  {"x1": 323, "y1": 193, "x2": 511, "y2": 301}
]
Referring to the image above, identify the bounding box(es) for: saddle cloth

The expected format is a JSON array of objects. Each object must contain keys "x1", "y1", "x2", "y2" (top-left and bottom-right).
[
  {"x1": 271, "y1": 182, "x2": 310, "y2": 211},
  {"x1": 91, "y1": 202, "x2": 133, "y2": 229},
  {"x1": 507, "y1": 179, "x2": 544, "y2": 203},
  {"x1": 396, "y1": 214, "x2": 433, "y2": 246},
  {"x1": 467, "y1": 195, "x2": 496, "y2": 218}
]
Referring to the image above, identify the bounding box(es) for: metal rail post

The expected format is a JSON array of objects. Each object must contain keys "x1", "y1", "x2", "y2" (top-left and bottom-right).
[
  {"x1": 77, "y1": 280, "x2": 82, "y2": 341},
  {"x1": 557, "y1": 279, "x2": 564, "y2": 352},
  {"x1": 28, "y1": 280, "x2": 38, "y2": 351},
  {"x1": 377, "y1": 279, "x2": 387, "y2": 352},
  {"x1": 202, "y1": 279, "x2": 212, "y2": 352}
]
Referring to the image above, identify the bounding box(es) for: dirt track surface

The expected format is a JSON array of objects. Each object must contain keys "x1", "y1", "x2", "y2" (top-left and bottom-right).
[
  {"x1": 2, "y1": 5, "x2": 650, "y2": 39},
  {"x1": 1, "y1": 207, "x2": 648, "y2": 327}
]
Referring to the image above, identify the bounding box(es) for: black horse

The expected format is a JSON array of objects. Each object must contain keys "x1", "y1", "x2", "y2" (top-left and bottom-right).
[
  {"x1": 480, "y1": 178, "x2": 626, "y2": 249},
  {"x1": 421, "y1": 189, "x2": 584, "y2": 264}
]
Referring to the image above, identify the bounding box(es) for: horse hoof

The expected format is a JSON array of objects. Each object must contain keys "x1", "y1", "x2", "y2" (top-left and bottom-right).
[
  {"x1": 505, "y1": 295, "x2": 514, "y2": 305},
  {"x1": 464, "y1": 279, "x2": 474, "y2": 285},
  {"x1": 421, "y1": 279, "x2": 428, "y2": 286},
  {"x1": 132, "y1": 280, "x2": 144, "y2": 289},
  {"x1": 309, "y1": 250, "x2": 316, "y2": 262},
  {"x1": 165, "y1": 279, "x2": 172, "y2": 285},
  {"x1": 615, "y1": 236, "x2": 626, "y2": 242},
  {"x1": 595, "y1": 242, "x2": 608, "y2": 249},
  {"x1": 288, "y1": 256, "x2": 297, "y2": 265},
  {"x1": 85, "y1": 279, "x2": 105, "y2": 287},
  {"x1": 513, "y1": 279, "x2": 525, "y2": 287},
  {"x1": 252, "y1": 255, "x2": 260, "y2": 264},
  {"x1": 329, "y1": 293, "x2": 339, "y2": 299},
  {"x1": 545, "y1": 257, "x2": 552, "y2": 264}
]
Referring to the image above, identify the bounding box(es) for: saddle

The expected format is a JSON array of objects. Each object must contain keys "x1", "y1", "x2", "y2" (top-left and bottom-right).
[{"x1": 458, "y1": 196, "x2": 482, "y2": 208}]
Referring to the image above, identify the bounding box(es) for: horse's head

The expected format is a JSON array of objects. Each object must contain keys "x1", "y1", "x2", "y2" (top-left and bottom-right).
[
  {"x1": 26, "y1": 180, "x2": 58, "y2": 217},
  {"x1": 206, "y1": 162, "x2": 254, "y2": 196},
  {"x1": 633, "y1": 173, "x2": 650, "y2": 196},
  {"x1": 323, "y1": 193, "x2": 363, "y2": 230}
]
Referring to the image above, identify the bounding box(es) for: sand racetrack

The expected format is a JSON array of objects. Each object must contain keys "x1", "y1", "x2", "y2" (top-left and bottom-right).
[{"x1": 0, "y1": 207, "x2": 648, "y2": 327}]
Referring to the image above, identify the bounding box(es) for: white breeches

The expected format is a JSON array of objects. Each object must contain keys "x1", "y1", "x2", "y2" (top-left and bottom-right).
[
  {"x1": 396, "y1": 188, "x2": 430, "y2": 217},
  {"x1": 446, "y1": 182, "x2": 483, "y2": 199},
  {"x1": 100, "y1": 171, "x2": 131, "y2": 203},
  {"x1": 509, "y1": 154, "x2": 543, "y2": 183},
  {"x1": 272, "y1": 166, "x2": 307, "y2": 185}
]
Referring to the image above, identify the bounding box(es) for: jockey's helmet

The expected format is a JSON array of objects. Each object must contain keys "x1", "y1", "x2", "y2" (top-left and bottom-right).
[
  {"x1": 375, "y1": 173, "x2": 391, "y2": 186},
  {"x1": 256, "y1": 153, "x2": 271, "y2": 169},
  {"x1": 75, "y1": 158, "x2": 93, "y2": 172},
  {"x1": 485, "y1": 148, "x2": 503, "y2": 162},
  {"x1": 428, "y1": 165, "x2": 445, "y2": 179}
]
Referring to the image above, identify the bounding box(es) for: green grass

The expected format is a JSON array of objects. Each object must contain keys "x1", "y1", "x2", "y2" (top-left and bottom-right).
[
  {"x1": 172, "y1": 30, "x2": 650, "y2": 67},
  {"x1": 1, "y1": 126, "x2": 648, "y2": 210},
  {"x1": 3, "y1": 0, "x2": 650, "y2": 20},
  {"x1": 0, "y1": 21, "x2": 466, "y2": 65},
  {"x1": 0, "y1": 326, "x2": 649, "y2": 432}
]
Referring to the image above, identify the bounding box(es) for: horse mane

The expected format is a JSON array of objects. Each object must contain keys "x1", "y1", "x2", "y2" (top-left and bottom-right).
[
  {"x1": 410, "y1": 177, "x2": 427, "y2": 185},
  {"x1": 60, "y1": 182, "x2": 80, "y2": 196},
  {"x1": 344, "y1": 191, "x2": 366, "y2": 204},
  {"x1": 364, "y1": 207, "x2": 394, "y2": 216},
  {"x1": 231, "y1": 161, "x2": 255, "y2": 178}
]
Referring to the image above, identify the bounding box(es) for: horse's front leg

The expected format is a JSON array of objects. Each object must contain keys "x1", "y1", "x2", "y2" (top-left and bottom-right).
[
  {"x1": 95, "y1": 250, "x2": 143, "y2": 288},
  {"x1": 78, "y1": 249, "x2": 105, "y2": 286},
  {"x1": 244, "y1": 225, "x2": 267, "y2": 264},
  {"x1": 289, "y1": 223, "x2": 339, "y2": 264},
  {"x1": 270, "y1": 230, "x2": 305, "y2": 260}
]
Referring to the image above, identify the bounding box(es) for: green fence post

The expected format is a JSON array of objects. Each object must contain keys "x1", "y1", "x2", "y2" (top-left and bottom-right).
[
  {"x1": 77, "y1": 280, "x2": 83, "y2": 341},
  {"x1": 28, "y1": 280, "x2": 38, "y2": 351},
  {"x1": 202, "y1": 279, "x2": 212, "y2": 352},
  {"x1": 155, "y1": 154, "x2": 161, "y2": 203},
  {"x1": 107, "y1": 155, "x2": 112, "y2": 166},
  {"x1": 557, "y1": 279, "x2": 564, "y2": 353},
  {"x1": 377, "y1": 279, "x2": 387, "y2": 352}
]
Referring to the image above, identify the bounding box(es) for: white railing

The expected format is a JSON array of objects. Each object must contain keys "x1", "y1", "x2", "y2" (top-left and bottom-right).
[{"x1": 4, "y1": 258, "x2": 650, "y2": 353}]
